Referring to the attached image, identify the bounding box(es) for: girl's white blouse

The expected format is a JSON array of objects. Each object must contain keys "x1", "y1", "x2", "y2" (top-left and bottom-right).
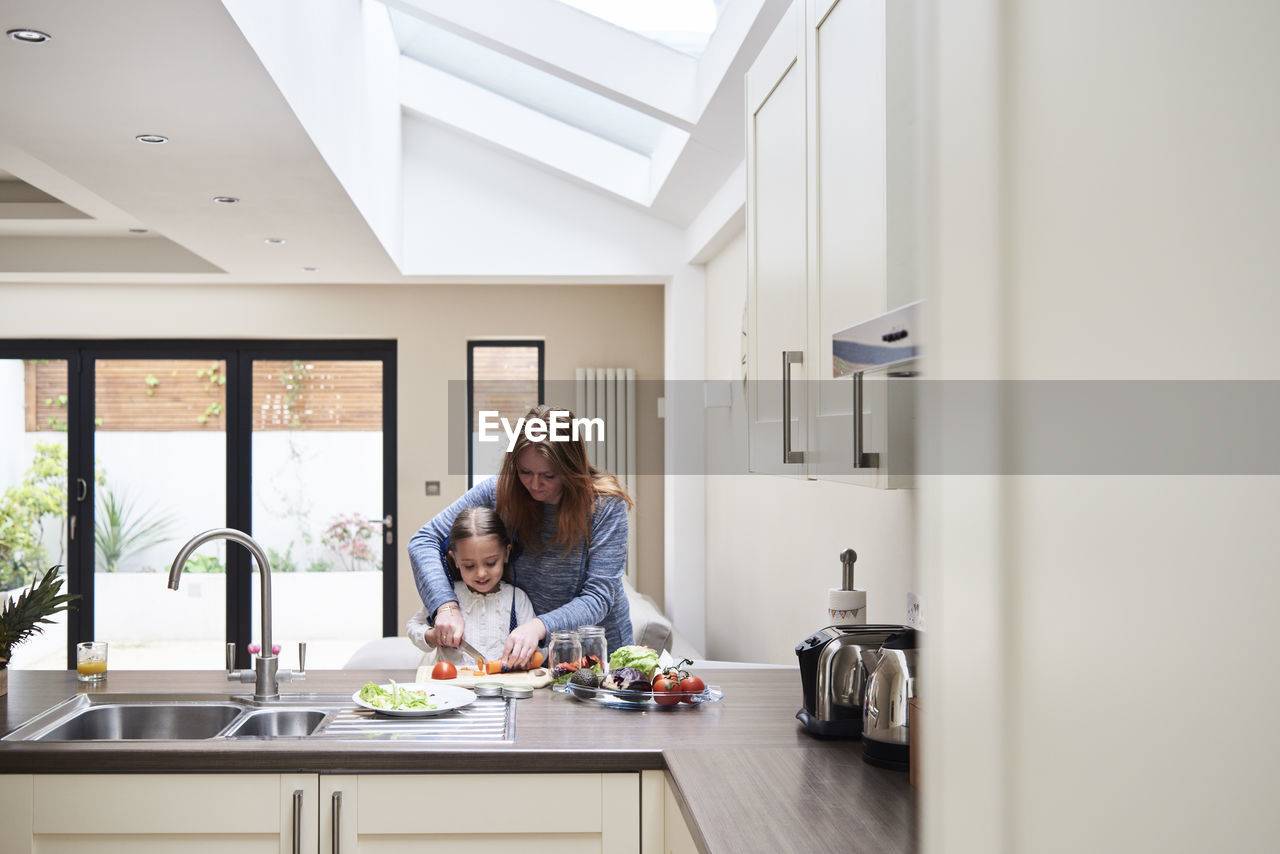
[{"x1": 406, "y1": 580, "x2": 536, "y2": 667}]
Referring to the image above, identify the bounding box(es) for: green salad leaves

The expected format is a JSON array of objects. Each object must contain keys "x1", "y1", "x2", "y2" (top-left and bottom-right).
[
  {"x1": 358, "y1": 680, "x2": 437, "y2": 711},
  {"x1": 608, "y1": 645, "x2": 660, "y2": 677}
]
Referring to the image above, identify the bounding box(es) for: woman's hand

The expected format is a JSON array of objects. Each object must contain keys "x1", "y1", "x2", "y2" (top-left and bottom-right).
[
  {"x1": 501, "y1": 618, "x2": 546, "y2": 668},
  {"x1": 434, "y1": 604, "x2": 465, "y2": 648}
]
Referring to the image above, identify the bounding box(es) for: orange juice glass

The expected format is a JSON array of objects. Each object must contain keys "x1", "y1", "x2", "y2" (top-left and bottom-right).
[{"x1": 77, "y1": 642, "x2": 107, "y2": 682}]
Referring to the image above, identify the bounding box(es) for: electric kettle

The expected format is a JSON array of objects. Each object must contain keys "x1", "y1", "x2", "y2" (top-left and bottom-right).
[{"x1": 861, "y1": 628, "x2": 918, "y2": 770}]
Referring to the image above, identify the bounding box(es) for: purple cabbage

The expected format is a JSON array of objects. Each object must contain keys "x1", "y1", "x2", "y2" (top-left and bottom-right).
[{"x1": 602, "y1": 666, "x2": 652, "y2": 695}]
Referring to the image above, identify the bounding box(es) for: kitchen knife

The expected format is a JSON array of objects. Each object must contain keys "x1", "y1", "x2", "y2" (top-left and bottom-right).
[{"x1": 456, "y1": 638, "x2": 488, "y2": 669}]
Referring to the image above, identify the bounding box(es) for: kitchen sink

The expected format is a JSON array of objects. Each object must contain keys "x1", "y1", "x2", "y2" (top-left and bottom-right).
[
  {"x1": 1, "y1": 693, "x2": 342, "y2": 742},
  {"x1": 2, "y1": 691, "x2": 514, "y2": 743},
  {"x1": 30, "y1": 702, "x2": 243, "y2": 741},
  {"x1": 223, "y1": 708, "x2": 328, "y2": 738}
]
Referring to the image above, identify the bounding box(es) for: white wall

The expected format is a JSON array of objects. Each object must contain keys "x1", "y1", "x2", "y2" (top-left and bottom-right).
[
  {"x1": 399, "y1": 117, "x2": 686, "y2": 279},
  {"x1": 923, "y1": 3, "x2": 1280, "y2": 853},
  {"x1": 702, "y1": 231, "x2": 918, "y2": 664}
]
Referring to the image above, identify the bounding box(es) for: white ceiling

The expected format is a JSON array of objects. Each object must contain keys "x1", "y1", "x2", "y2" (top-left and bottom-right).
[{"x1": 0, "y1": 0, "x2": 783, "y2": 285}]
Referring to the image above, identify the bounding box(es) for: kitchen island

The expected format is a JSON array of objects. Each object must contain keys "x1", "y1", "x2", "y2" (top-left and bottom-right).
[{"x1": 0, "y1": 667, "x2": 916, "y2": 853}]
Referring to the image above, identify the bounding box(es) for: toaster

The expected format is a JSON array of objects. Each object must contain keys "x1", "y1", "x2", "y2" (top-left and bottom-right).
[{"x1": 795, "y1": 624, "x2": 906, "y2": 738}]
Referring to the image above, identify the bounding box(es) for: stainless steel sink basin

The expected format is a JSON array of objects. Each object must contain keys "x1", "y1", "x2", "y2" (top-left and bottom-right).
[
  {"x1": 223, "y1": 708, "x2": 327, "y2": 738},
  {"x1": 32, "y1": 702, "x2": 243, "y2": 741},
  {"x1": 1, "y1": 693, "x2": 342, "y2": 742},
  {"x1": 2, "y1": 691, "x2": 514, "y2": 743}
]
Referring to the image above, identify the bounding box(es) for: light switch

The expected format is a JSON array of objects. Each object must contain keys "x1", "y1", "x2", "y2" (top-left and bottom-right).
[{"x1": 425, "y1": 481, "x2": 440, "y2": 496}]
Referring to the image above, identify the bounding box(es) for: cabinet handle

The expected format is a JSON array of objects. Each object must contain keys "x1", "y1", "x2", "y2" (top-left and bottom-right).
[
  {"x1": 292, "y1": 789, "x2": 303, "y2": 854},
  {"x1": 782, "y1": 350, "x2": 806, "y2": 464},
  {"x1": 332, "y1": 791, "x2": 343, "y2": 854},
  {"x1": 852, "y1": 371, "x2": 880, "y2": 469}
]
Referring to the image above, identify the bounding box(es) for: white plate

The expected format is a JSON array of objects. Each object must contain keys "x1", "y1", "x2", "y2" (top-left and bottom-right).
[{"x1": 351, "y1": 682, "x2": 477, "y2": 717}]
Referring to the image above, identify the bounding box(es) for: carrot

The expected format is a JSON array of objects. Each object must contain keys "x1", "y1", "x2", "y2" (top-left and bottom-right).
[{"x1": 483, "y1": 651, "x2": 544, "y2": 674}]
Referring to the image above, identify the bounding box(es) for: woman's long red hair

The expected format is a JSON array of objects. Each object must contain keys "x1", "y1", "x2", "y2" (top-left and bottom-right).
[{"x1": 496, "y1": 405, "x2": 632, "y2": 553}]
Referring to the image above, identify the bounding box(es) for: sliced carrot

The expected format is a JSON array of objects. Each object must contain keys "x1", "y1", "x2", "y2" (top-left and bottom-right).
[
  {"x1": 485, "y1": 660, "x2": 504, "y2": 674},
  {"x1": 529, "y1": 650, "x2": 544, "y2": 669}
]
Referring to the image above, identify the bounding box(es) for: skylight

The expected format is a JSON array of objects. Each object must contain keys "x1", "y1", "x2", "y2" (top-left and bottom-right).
[
  {"x1": 390, "y1": 8, "x2": 671, "y2": 156},
  {"x1": 554, "y1": 0, "x2": 724, "y2": 57}
]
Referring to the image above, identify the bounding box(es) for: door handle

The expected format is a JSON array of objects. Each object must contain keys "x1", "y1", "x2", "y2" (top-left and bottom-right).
[
  {"x1": 332, "y1": 790, "x2": 343, "y2": 854},
  {"x1": 782, "y1": 350, "x2": 806, "y2": 464},
  {"x1": 292, "y1": 789, "x2": 303, "y2": 854},
  {"x1": 76, "y1": 477, "x2": 88, "y2": 502},
  {"x1": 368, "y1": 515, "x2": 393, "y2": 544},
  {"x1": 852, "y1": 371, "x2": 880, "y2": 469}
]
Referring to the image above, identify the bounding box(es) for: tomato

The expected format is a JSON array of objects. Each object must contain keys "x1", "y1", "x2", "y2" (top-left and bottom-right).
[
  {"x1": 678, "y1": 674, "x2": 705, "y2": 701},
  {"x1": 431, "y1": 661, "x2": 458, "y2": 680},
  {"x1": 652, "y1": 675, "x2": 683, "y2": 706}
]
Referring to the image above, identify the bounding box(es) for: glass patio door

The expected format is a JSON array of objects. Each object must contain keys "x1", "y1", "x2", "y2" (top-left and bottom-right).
[
  {"x1": 0, "y1": 339, "x2": 395, "y2": 672},
  {"x1": 248, "y1": 357, "x2": 391, "y2": 670},
  {"x1": 91, "y1": 357, "x2": 229, "y2": 669},
  {"x1": 0, "y1": 356, "x2": 71, "y2": 669}
]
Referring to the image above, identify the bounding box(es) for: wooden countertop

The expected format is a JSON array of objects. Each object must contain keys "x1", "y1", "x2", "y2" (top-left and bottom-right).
[{"x1": 0, "y1": 668, "x2": 917, "y2": 853}]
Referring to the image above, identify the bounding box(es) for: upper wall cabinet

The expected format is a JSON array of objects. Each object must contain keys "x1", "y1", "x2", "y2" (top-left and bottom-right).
[
  {"x1": 746, "y1": 2, "x2": 808, "y2": 477},
  {"x1": 746, "y1": 0, "x2": 919, "y2": 486}
]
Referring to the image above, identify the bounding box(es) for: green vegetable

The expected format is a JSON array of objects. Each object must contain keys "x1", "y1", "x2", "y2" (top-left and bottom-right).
[
  {"x1": 608, "y1": 645, "x2": 660, "y2": 677},
  {"x1": 553, "y1": 663, "x2": 602, "y2": 686},
  {"x1": 358, "y1": 680, "x2": 437, "y2": 711},
  {"x1": 570, "y1": 669, "x2": 601, "y2": 690}
]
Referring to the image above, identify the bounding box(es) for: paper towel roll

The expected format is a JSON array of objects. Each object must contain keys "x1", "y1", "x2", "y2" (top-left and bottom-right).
[{"x1": 828, "y1": 588, "x2": 867, "y2": 626}]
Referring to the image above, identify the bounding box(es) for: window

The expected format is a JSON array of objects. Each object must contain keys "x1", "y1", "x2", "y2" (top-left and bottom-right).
[{"x1": 468, "y1": 342, "x2": 544, "y2": 488}]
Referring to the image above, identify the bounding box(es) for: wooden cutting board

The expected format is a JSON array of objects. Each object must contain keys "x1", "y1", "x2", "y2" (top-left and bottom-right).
[{"x1": 413, "y1": 665, "x2": 553, "y2": 690}]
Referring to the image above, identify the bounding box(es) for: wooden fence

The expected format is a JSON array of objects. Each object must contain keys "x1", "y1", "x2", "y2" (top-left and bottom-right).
[{"x1": 25, "y1": 360, "x2": 382, "y2": 432}]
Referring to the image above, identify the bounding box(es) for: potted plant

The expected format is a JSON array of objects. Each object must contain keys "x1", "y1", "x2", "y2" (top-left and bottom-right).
[{"x1": 0, "y1": 565, "x2": 78, "y2": 696}]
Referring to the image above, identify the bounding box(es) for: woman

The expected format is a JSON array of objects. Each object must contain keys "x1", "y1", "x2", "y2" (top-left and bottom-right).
[{"x1": 408, "y1": 405, "x2": 634, "y2": 668}]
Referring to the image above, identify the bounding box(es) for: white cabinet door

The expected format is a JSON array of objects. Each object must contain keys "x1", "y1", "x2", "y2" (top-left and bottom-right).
[
  {"x1": 26, "y1": 773, "x2": 316, "y2": 854},
  {"x1": 747, "y1": 0, "x2": 920, "y2": 486},
  {"x1": 807, "y1": 0, "x2": 890, "y2": 482},
  {"x1": 639, "y1": 769, "x2": 699, "y2": 854},
  {"x1": 746, "y1": 2, "x2": 809, "y2": 476},
  {"x1": 322, "y1": 773, "x2": 640, "y2": 853},
  {"x1": 807, "y1": 0, "x2": 920, "y2": 487}
]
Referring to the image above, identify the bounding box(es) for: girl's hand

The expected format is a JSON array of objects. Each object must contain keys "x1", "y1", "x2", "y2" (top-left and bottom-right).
[
  {"x1": 501, "y1": 618, "x2": 546, "y2": 668},
  {"x1": 434, "y1": 604, "x2": 465, "y2": 648}
]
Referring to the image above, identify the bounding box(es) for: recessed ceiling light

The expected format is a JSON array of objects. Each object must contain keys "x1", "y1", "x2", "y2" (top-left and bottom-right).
[
  {"x1": 135, "y1": 134, "x2": 168, "y2": 144},
  {"x1": 128, "y1": 228, "x2": 148, "y2": 234},
  {"x1": 264, "y1": 238, "x2": 286, "y2": 245},
  {"x1": 212, "y1": 196, "x2": 239, "y2": 204},
  {"x1": 7, "y1": 29, "x2": 51, "y2": 44},
  {"x1": 303, "y1": 267, "x2": 318, "y2": 272}
]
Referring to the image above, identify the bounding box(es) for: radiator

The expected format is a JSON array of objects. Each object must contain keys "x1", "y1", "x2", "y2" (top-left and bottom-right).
[{"x1": 574, "y1": 368, "x2": 637, "y2": 584}]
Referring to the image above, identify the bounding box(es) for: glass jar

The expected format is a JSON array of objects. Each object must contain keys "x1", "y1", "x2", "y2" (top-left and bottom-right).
[
  {"x1": 548, "y1": 630, "x2": 582, "y2": 679},
  {"x1": 577, "y1": 625, "x2": 609, "y2": 673}
]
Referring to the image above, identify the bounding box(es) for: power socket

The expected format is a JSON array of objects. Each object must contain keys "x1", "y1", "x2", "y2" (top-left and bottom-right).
[{"x1": 906, "y1": 592, "x2": 925, "y2": 630}]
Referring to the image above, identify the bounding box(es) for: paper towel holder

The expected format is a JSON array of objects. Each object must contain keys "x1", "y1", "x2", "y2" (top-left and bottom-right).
[
  {"x1": 840, "y1": 549, "x2": 857, "y2": 590},
  {"x1": 829, "y1": 549, "x2": 867, "y2": 626}
]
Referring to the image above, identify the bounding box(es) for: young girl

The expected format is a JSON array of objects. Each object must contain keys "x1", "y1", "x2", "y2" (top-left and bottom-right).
[{"x1": 405, "y1": 506, "x2": 536, "y2": 667}]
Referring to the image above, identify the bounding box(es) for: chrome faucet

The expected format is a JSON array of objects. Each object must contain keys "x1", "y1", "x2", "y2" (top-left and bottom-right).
[{"x1": 168, "y1": 528, "x2": 305, "y2": 701}]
